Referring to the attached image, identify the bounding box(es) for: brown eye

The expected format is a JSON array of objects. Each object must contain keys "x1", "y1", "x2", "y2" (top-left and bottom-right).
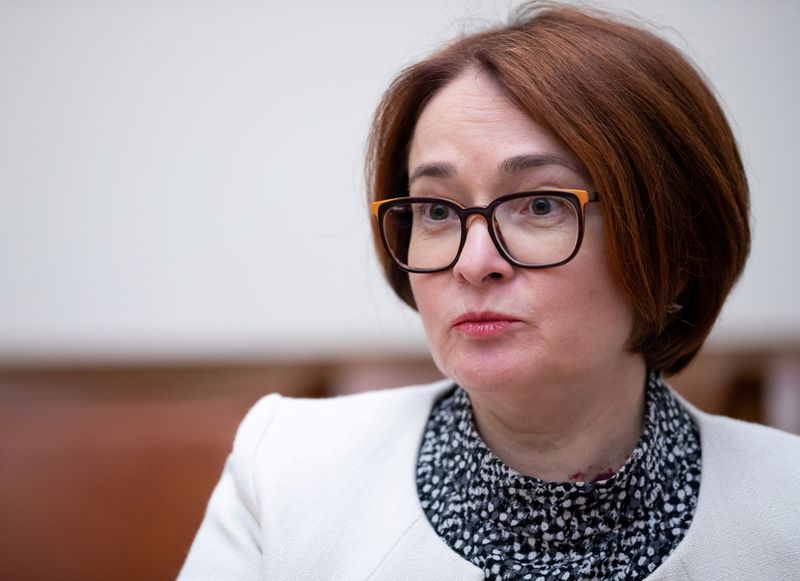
[
  {"x1": 530, "y1": 197, "x2": 552, "y2": 215},
  {"x1": 426, "y1": 203, "x2": 451, "y2": 220}
]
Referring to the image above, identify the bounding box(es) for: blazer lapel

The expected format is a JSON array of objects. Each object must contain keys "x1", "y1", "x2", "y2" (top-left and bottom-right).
[{"x1": 367, "y1": 516, "x2": 483, "y2": 581}]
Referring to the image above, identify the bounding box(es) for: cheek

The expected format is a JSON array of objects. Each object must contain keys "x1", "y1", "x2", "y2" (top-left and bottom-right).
[
  {"x1": 409, "y1": 274, "x2": 457, "y2": 360},
  {"x1": 408, "y1": 275, "x2": 451, "y2": 374},
  {"x1": 570, "y1": 268, "x2": 633, "y2": 346},
  {"x1": 409, "y1": 275, "x2": 442, "y2": 328},
  {"x1": 536, "y1": 246, "x2": 633, "y2": 348},
  {"x1": 578, "y1": 222, "x2": 630, "y2": 307}
]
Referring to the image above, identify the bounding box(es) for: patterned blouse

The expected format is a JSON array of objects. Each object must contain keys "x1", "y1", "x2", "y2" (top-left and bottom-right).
[{"x1": 416, "y1": 371, "x2": 701, "y2": 580}]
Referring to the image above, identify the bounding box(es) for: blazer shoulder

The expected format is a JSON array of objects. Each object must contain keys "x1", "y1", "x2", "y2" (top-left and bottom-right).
[
  {"x1": 278, "y1": 378, "x2": 453, "y2": 417},
  {"x1": 237, "y1": 379, "x2": 454, "y2": 459},
  {"x1": 698, "y1": 411, "x2": 800, "y2": 454},
  {"x1": 672, "y1": 411, "x2": 800, "y2": 574},
  {"x1": 694, "y1": 409, "x2": 800, "y2": 487}
]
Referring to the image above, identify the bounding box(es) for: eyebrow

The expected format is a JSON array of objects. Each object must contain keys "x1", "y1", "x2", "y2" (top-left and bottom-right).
[
  {"x1": 498, "y1": 153, "x2": 588, "y2": 178},
  {"x1": 408, "y1": 162, "x2": 457, "y2": 185},
  {"x1": 408, "y1": 153, "x2": 587, "y2": 185}
]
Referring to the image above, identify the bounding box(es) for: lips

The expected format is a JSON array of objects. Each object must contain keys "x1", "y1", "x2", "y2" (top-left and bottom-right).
[{"x1": 452, "y1": 311, "x2": 520, "y2": 338}]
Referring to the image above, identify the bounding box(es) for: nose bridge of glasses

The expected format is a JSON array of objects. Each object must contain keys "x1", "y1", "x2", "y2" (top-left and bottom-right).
[
  {"x1": 460, "y1": 208, "x2": 504, "y2": 260},
  {"x1": 462, "y1": 206, "x2": 494, "y2": 230}
]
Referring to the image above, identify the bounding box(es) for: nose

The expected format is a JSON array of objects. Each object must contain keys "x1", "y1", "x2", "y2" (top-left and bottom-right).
[{"x1": 452, "y1": 216, "x2": 515, "y2": 285}]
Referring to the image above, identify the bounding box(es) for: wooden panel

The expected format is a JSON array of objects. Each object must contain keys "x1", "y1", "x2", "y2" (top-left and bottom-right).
[
  {"x1": 0, "y1": 349, "x2": 797, "y2": 580},
  {"x1": 0, "y1": 363, "x2": 324, "y2": 581}
]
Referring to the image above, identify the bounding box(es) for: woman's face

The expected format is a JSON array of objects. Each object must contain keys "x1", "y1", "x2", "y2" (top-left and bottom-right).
[{"x1": 407, "y1": 69, "x2": 638, "y2": 394}]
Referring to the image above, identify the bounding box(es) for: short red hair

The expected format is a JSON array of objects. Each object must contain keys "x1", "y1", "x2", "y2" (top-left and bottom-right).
[{"x1": 366, "y1": 2, "x2": 750, "y2": 374}]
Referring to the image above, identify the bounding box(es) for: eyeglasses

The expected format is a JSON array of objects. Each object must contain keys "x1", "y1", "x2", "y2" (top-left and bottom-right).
[{"x1": 370, "y1": 189, "x2": 599, "y2": 273}]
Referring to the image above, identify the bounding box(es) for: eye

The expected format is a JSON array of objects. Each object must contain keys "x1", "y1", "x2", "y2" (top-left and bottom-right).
[
  {"x1": 426, "y1": 203, "x2": 451, "y2": 220},
  {"x1": 529, "y1": 197, "x2": 552, "y2": 215}
]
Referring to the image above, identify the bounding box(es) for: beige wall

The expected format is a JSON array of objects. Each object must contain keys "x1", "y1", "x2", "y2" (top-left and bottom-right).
[{"x1": 1, "y1": 0, "x2": 798, "y2": 365}]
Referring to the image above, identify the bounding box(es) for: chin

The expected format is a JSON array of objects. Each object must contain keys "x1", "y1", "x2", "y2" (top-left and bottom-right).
[
  {"x1": 436, "y1": 339, "x2": 603, "y2": 394},
  {"x1": 437, "y1": 348, "x2": 536, "y2": 393}
]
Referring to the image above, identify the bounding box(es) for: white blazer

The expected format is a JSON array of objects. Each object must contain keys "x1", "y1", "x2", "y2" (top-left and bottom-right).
[{"x1": 179, "y1": 380, "x2": 800, "y2": 580}]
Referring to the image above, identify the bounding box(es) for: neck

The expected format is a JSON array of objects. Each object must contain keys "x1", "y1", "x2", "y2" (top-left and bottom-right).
[{"x1": 467, "y1": 356, "x2": 647, "y2": 482}]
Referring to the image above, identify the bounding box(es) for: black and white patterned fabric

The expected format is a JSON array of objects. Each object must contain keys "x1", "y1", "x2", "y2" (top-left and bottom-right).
[{"x1": 416, "y1": 371, "x2": 701, "y2": 580}]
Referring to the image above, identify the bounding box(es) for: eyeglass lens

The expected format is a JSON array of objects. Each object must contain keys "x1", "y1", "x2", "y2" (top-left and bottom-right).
[{"x1": 381, "y1": 194, "x2": 580, "y2": 271}]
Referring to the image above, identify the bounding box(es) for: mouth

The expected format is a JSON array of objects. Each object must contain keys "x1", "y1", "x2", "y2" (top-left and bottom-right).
[{"x1": 452, "y1": 311, "x2": 520, "y2": 338}]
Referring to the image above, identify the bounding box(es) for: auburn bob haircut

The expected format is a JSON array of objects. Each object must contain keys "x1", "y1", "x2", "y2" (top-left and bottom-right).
[{"x1": 366, "y1": 2, "x2": 750, "y2": 374}]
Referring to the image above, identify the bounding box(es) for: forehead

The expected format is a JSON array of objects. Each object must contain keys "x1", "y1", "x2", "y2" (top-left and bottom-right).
[{"x1": 408, "y1": 68, "x2": 581, "y2": 178}]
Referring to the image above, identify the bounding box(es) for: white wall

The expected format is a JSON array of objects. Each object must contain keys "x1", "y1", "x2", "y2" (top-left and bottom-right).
[{"x1": 1, "y1": 0, "x2": 798, "y2": 364}]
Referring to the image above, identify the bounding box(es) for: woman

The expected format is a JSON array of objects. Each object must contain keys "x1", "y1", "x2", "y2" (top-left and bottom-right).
[{"x1": 180, "y1": 3, "x2": 800, "y2": 580}]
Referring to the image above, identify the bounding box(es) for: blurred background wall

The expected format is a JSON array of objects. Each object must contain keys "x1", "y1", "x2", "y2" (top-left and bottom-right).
[{"x1": 1, "y1": 1, "x2": 798, "y2": 579}]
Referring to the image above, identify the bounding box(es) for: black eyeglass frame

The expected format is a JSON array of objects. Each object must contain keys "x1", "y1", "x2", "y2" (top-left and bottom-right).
[{"x1": 370, "y1": 189, "x2": 601, "y2": 273}]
